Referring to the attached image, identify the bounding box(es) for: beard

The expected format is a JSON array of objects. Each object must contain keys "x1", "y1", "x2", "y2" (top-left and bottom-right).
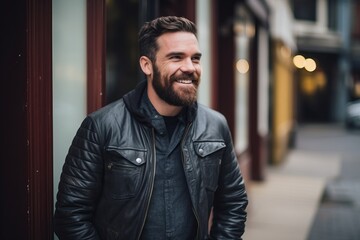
[{"x1": 152, "y1": 64, "x2": 200, "y2": 107}]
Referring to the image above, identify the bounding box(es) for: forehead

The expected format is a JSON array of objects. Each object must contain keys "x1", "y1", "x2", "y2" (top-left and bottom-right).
[{"x1": 156, "y1": 32, "x2": 200, "y2": 54}]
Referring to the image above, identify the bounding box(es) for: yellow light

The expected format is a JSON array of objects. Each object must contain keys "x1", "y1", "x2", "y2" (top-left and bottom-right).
[
  {"x1": 301, "y1": 76, "x2": 316, "y2": 95},
  {"x1": 293, "y1": 55, "x2": 305, "y2": 68},
  {"x1": 304, "y1": 58, "x2": 316, "y2": 72},
  {"x1": 236, "y1": 59, "x2": 249, "y2": 74},
  {"x1": 355, "y1": 83, "x2": 360, "y2": 97}
]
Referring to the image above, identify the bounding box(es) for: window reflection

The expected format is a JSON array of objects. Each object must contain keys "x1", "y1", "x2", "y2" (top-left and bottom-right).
[
  {"x1": 291, "y1": 0, "x2": 317, "y2": 22},
  {"x1": 106, "y1": 0, "x2": 140, "y2": 104}
]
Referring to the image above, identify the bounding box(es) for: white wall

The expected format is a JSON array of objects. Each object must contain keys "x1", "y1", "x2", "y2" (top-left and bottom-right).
[
  {"x1": 196, "y1": 0, "x2": 212, "y2": 107},
  {"x1": 267, "y1": 0, "x2": 296, "y2": 50},
  {"x1": 52, "y1": 1, "x2": 87, "y2": 236}
]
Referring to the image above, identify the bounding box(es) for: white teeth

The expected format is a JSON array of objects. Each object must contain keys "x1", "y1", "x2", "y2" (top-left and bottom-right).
[{"x1": 177, "y1": 80, "x2": 192, "y2": 84}]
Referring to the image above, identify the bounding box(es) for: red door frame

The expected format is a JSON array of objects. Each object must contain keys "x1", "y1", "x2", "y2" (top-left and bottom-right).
[
  {"x1": 87, "y1": 0, "x2": 106, "y2": 114},
  {"x1": 27, "y1": 1, "x2": 54, "y2": 238},
  {"x1": 1, "y1": 0, "x2": 53, "y2": 239}
]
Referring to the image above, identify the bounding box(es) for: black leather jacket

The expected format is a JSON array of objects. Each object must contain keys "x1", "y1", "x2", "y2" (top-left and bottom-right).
[{"x1": 54, "y1": 81, "x2": 248, "y2": 240}]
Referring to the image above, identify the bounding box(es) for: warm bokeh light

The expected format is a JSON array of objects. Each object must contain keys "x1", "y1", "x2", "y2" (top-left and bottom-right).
[
  {"x1": 315, "y1": 71, "x2": 326, "y2": 89},
  {"x1": 301, "y1": 76, "x2": 316, "y2": 95},
  {"x1": 355, "y1": 83, "x2": 360, "y2": 97},
  {"x1": 293, "y1": 55, "x2": 306, "y2": 68},
  {"x1": 236, "y1": 59, "x2": 250, "y2": 74},
  {"x1": 293, "y1": 55, "x2": 317, "y2": 72},
  {"x1": 304, "y1": 58, "x2": 317, "y2": 72}
]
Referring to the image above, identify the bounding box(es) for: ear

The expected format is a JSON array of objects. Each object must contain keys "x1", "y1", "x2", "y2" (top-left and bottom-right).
[{"x1": 139, "y1": 56, "x2": 153, "y2": 76}]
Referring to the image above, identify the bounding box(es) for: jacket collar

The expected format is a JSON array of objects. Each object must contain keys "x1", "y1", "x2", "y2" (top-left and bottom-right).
[{"x1": 123, "y1": 80, "x2": 197, "y2": 127}]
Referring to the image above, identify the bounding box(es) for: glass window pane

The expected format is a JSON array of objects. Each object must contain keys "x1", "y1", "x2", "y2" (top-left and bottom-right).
[
  {"x1": 292, "y1": 0, "x2": 317, "y2": 21},
  {"x1": 106, "y1": 0, "x2": 140, "y2": 104}
]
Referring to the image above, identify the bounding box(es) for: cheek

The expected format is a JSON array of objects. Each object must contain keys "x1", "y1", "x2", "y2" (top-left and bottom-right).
[
  {"x1": 196, "y1": 65, "x2": 202, "y2": 76},
  {"x1": 159, "y1": 64, "x2": 177, "y2": 76}
]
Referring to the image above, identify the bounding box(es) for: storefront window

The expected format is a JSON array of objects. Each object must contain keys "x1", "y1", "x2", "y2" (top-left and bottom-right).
[
  {"x1": 291, "y1": 0, "x2": 317, "y2": 22},
  {"x1": 106, "y1": 0, "x2": 140, "y2": 104}
]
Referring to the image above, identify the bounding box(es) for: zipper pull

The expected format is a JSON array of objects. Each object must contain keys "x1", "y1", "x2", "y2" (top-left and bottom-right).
[{"x1": 107, "y1": 162, "x2": 113, "y2": 170}]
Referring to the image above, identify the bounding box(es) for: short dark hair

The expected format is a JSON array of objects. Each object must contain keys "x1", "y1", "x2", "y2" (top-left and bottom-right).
[{"x1": 138, "y1": 16, "x2": 197, "y2": 62}]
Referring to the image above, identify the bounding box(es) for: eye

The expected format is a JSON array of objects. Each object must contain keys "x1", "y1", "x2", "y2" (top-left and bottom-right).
[
  {"x1": 192, "y1": 56, "x2": 201, "y2": 63},
  {"x1": 169, "y1": 55, "x2": 182, "y2": 61}
]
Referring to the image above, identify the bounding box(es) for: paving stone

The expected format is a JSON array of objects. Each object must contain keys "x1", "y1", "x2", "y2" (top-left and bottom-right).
[
  {"x1": 303, "y1": 125, "x2": 360, "y2": 240},
  {"x1": 307, "y1": 204, "x2": 360, "y2": 240},
  {"x1": 244, "y1": 124, "x2": 360, "y2": 240}
]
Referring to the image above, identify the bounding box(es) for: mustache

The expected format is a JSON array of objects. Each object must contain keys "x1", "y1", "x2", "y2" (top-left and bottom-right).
[{"x1": 171, "y1": 73, "x2": 199, "y2": 82}]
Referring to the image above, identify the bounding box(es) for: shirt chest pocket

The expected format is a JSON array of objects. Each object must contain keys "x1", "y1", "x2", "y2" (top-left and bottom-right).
[
  {"x1": 193, "y1": 141, "x2": 226, "y2": 192},
  {"x1": 104, "y1": 147, "x2": 147, "y2": 200}
]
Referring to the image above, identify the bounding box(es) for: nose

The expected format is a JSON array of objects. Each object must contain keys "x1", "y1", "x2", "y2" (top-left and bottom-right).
[{"x1": 180, "y1": 58, "x2": 197, "y2": 73}]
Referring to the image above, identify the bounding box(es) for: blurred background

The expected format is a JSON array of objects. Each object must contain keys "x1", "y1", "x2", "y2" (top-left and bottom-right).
[{"x1": 1, "y1": 0, "x2": 360, "y2": 239}]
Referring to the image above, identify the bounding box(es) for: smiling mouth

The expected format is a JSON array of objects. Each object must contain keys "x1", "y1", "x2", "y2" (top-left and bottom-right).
[{"x1": 176, "y1": 79, "x2": 193, "y2": 84}]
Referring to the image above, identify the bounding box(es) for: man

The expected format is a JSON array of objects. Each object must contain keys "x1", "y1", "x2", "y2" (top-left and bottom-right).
[{"x1": 54, "y1": 16, "x2": 248, "y2": 240}]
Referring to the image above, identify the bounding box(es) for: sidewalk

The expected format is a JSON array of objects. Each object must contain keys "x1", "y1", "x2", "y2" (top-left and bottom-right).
[{"x1": 243, "y1": 149, "x2": 341, "y2": 240}]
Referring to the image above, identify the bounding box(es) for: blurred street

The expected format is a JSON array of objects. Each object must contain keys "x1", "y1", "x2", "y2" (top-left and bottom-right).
[{"x1": 244, "y1": 124, "x2": 360, "y2": 240}]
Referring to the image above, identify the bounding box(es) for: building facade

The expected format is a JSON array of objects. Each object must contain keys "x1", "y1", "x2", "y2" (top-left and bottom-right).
[
  {"x1": 1, "y1": 0, "x2": 271, "y2": 239},
  {"x1": 292, "y1": 0, "x2": 360, "y2": 124}
]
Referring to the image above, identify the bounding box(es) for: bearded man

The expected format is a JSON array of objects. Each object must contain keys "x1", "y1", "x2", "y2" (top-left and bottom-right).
[{"x1": 54, "y1": 16, "x2": 248, "y2": 240}]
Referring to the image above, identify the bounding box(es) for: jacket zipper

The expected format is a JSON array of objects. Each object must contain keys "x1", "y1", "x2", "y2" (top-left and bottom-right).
[
  {"x1": 137, "y1": 128, "x2": 157, "y2": 240},
  {"x1": 181, "y1": 123, "x2": 201, "y2": 240}
]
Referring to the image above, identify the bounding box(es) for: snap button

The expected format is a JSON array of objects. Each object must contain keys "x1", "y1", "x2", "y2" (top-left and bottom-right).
[
  {"x1": 198, "y1": 148, "x2": 204, "y2": 154},
  {"x1": 135, "y1": 158, "x2": 142, "y2": 164}
]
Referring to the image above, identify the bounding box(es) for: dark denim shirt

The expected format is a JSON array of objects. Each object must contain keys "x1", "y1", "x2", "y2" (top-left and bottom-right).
[{"x1": 140, "y1": 94, "x2": 197, "y2": 240}]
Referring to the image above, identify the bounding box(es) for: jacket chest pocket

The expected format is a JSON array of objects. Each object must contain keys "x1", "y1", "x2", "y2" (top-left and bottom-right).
[
  {"x1": 104, "y1": 147, "x2": 147, "y2": 200},
  {"x1": 193, "y1": 141, "x2": 226, "y2": 192}
]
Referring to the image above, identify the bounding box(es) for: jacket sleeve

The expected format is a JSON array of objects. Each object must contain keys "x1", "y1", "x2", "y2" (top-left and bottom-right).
[
  {"x1": 54, "y1": 117, "x2": 103, "y2": 240},
  {"x1": 209, "y1": 123, "x2": 248, "y2": 239}
]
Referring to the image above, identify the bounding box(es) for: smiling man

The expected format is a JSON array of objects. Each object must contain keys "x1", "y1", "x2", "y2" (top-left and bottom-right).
[{"x1": 54, "y1": 16, "x2": 248, "y2": 240}]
